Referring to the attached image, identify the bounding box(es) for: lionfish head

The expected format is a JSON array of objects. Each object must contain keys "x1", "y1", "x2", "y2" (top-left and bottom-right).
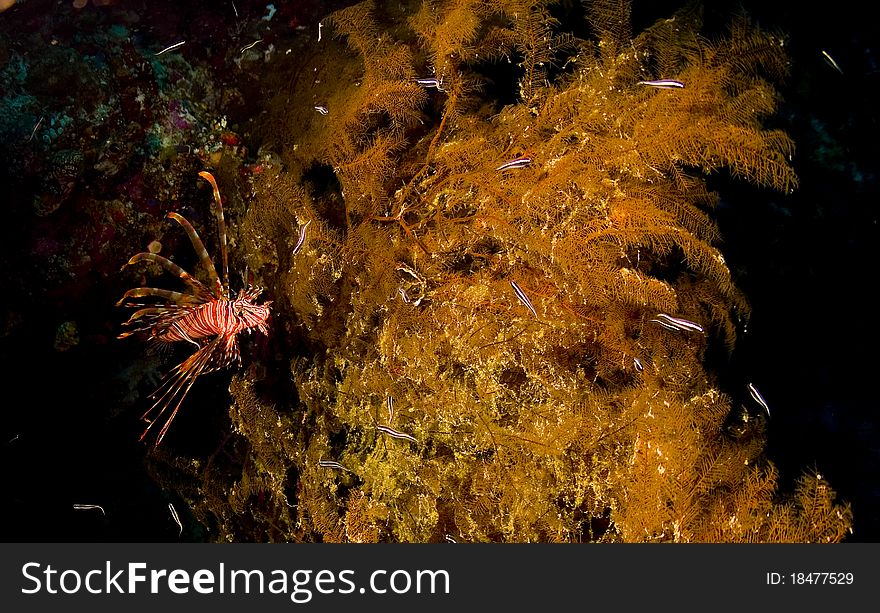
[{"x1": 234, "y1": 287, "x2": 271, "y2": 335}]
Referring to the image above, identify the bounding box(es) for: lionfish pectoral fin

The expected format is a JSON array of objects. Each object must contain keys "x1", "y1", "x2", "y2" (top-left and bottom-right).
[
  {"x1": 140, "y1": 338, "x2": 219, "y2": 446},
  {"x1": 118, "y1": 306, "x2": 196, "y2": 340}
]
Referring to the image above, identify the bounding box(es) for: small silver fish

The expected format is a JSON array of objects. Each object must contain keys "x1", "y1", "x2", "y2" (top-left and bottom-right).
[
  {"x1": 821, "y1": 50, "x2": 843, "y2": 75},
  {"x1": 154, "y1": 41, "x2": 186, "y2": 56},
  {"x1": 637, "y1": 79, "x2": 685, "y2": 89},
  {"x1": 239, "y1": 39, "x2": 263, "y2": 55}
]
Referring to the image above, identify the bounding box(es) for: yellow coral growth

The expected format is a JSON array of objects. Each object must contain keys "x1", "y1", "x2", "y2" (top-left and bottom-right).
[{"x1": 148, "y1": 0, "x2": 850, "y2": 543}]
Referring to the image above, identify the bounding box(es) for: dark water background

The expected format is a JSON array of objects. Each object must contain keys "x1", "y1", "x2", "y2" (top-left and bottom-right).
[{"x1": 0, "y1": 0, "x2": 876, "y2": 542}]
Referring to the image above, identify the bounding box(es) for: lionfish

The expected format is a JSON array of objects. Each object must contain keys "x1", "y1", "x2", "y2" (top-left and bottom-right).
[{"x1": 117, "y1": 171, "x2": 271, "y2": 445}]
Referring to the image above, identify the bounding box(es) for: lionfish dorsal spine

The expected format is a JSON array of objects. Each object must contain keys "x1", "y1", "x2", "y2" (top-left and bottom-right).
[
  {"x1": 124, "y1": 252, "x2": 213, "y2": 301},
  {"x1": 166, "y1": 211, "x2": 222, "y2": 299},
  {"x1": 198, "y1": 171, "x2": 230, "y2": 299}
]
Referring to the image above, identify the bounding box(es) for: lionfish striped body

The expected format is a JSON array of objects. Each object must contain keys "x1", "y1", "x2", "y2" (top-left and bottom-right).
[{"x1": 117, "y1": 171, "x2": 271, "y2": 445}]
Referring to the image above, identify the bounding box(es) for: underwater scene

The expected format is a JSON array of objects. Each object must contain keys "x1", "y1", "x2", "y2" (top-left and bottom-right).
[{"x1": 0, "y1": 0, "x2": 876, "y2": 543}]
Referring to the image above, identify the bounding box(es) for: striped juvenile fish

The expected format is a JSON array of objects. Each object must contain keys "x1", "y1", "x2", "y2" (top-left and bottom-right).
[
  {"x1": 510, "y1": 280, "x2": 538, "y2": 318},
  {"x1": 637, "y1": 79, "x2": 685, "y2": 89},
  {"x1": 376, "y1": 424, "x2": 418, "y2": 443},
  {"x1": 318, "y1": 459, "x2": 351, "y2": 472},
  {"x1": 168, "y1": 502, "x2": 183, "y2": 537},
  {"x1": 293, "y1": 220, "x2": 311, "y2": 255},
  {"x1": 649, "y1": 313, "x2": 704, "y2": 334},
  {"x1": 747, "y1": 382, "x2": 771, "y2": 418},
  {"x1": 415, "y1": 77, "x2": 444, "y2": 91},
  {"x1": 496, "y1": 155, "x2": 533, "y2": 171}
]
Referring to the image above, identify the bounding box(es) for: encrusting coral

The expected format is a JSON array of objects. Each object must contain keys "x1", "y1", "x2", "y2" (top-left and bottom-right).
[{"x1": 147, "y1": 0, "x2": 852, "y2": 543}]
